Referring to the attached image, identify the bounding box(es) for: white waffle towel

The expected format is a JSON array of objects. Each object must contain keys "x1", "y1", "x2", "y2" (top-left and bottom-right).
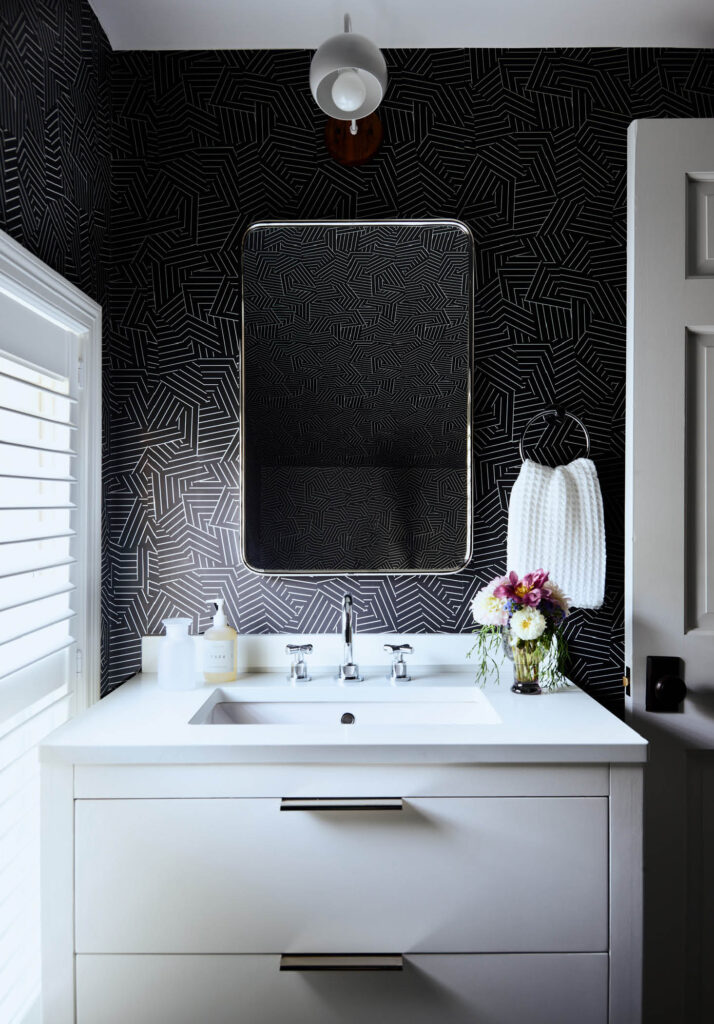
[{"x1": 506, "y1": 457, "x2": 606, "y2": 609}]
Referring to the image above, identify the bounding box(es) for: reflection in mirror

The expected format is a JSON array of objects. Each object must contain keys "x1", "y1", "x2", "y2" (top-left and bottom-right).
[{"x1": 241, "y1": 220, "x2": 472, "y2": 575}]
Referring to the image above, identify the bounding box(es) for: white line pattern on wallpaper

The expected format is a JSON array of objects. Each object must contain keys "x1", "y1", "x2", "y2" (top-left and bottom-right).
[
  {"x1": 101, "y1": 47, "x2": 714, "y2": 707},
  {"x1": 2, "y1": 10, "x2": 711, "y2": 709}
]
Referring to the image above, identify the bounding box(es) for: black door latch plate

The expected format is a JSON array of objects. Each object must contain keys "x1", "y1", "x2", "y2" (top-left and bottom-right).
[{"x1": 646, "y1": 656, "x2": 686, "y2": 712}]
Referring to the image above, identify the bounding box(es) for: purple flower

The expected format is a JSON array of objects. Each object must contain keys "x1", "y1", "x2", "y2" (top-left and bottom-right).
[{"x1": 494, "y1": 569, "x2": 550, "y2": 607}]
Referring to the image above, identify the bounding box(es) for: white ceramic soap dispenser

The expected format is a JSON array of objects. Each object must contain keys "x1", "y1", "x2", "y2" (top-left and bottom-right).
[
  {"x1": 203, "y1": 598, "x2": 237, "y2": 683},
  {"x1": 158, "y1": 618, "x2": 197, "y2": 691}
]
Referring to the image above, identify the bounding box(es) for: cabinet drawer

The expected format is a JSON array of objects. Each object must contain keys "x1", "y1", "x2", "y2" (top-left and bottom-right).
[
  {"x1": 75, "y1": 797, "x2": 608, "y2": 953},
  {"x1": 76, "y1": 953, "x2": 608, "y2": 1024}
]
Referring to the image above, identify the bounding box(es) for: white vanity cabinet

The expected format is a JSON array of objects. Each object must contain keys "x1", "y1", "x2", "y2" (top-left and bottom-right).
[{"x1": 42, "y1": 758, "x2": 643, "y2": 1024}]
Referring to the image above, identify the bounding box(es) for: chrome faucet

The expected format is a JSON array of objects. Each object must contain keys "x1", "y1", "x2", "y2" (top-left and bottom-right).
[{"x1": 337, "y1": 594, "x2": 363, "y2": 682}]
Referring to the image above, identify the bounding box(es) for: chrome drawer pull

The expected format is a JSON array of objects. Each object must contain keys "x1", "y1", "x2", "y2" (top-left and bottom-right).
[
  {"x1": 280, "y1": 955, "x2": 404, "y2": 971},
  {"x1": 279, "y1": 797, "x2": 403, "y2": 812}
]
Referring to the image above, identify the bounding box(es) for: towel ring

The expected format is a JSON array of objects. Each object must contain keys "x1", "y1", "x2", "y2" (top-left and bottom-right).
[{"x1": 519, "y1": 408, "x2": 591, "y2": 463}]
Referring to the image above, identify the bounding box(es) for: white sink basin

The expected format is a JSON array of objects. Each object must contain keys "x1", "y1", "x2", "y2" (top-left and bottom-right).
[{"x1": 190, "y1": 690, "x2": 500, "y2": 727}]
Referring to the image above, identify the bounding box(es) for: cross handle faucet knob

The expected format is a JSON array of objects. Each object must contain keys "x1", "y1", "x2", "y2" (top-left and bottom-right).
[
  {"x1": 286, "y1": 643, "x2": 313, "y2": 682},
  {"x1": 384, "y1": 643, "x2": 413, "y2": 682}
]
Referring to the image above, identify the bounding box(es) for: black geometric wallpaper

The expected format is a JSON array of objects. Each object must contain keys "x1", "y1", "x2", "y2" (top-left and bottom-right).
[
  {"x1": 242, "y1": 221, "x2": 471, "y2": 574},
  {"x1": 2, "y1": 11, "x2": 713, "y2": 711},
  {"x1": 104, "y1": 47, "x2": 714, "y2": 709},
  {"x1": 0, "y1": 0, "x2": 110, "y2": 305}
]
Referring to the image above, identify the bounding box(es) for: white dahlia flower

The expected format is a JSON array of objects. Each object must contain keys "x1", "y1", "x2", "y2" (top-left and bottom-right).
[
  {"x1": 471, "y1": 581, "x2": 509, "y2": 627},
  {"x1": 510, "y1": 607, "x2": 547, "y2": 641}
]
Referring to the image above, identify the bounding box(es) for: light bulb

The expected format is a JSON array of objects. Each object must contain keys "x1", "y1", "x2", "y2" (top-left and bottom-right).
[{"x1": 331, "y1": 70, "x2": 367, "y2": 113}]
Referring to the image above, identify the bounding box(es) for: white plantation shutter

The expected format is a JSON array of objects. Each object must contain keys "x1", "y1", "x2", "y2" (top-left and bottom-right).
[
  {"x1": 0, "y1": 231, "x2": 101, "y2": 1024},
  {"x1": 0, "y1": 356, "x2": 77, "y2": 692}
]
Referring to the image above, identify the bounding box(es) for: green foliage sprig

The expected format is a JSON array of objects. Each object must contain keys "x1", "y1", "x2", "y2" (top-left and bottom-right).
[
  {"x1": 468, "y1": 625, "x2": 569, "y2": 690},
  {"x1": 466, "y1": 624, "x2": 504, "y2": 686}
]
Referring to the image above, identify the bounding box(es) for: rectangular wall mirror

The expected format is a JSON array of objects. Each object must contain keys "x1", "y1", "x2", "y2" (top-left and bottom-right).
[{"x1": 241, "y1": 220, "x2": 473, "y2": 575}]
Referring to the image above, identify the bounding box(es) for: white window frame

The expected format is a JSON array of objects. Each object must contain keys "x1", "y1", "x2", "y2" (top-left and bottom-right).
[{"x1": 0, "y1": 227, "x2": 101, "y2": 714}]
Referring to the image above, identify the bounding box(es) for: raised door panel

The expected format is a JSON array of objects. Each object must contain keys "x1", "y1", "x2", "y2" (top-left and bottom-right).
[
  {"x1": 76, "y1": 953, "x2": 608, "y2": 1024},
  {"x1": 75, "y1": 797, "x2": 608, "y2": 953}
]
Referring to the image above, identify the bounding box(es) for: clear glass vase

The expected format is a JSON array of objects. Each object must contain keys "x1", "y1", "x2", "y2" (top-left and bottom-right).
[{"x1": 508, "y1": 632, "x2": 543, "y2": 695}]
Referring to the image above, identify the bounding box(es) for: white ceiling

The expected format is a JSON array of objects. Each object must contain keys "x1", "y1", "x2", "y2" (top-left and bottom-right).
[{"x1": 89, "y1": 0, "x2": 714, "y2": 51}]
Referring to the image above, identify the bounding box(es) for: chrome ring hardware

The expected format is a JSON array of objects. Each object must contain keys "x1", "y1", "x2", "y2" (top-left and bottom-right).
[
  {"x1": 518, "y1": 407, "x2": 591, "y2": 464},
  {"x1": 280, "y1": 955, "x2": 404, "y2": 972},
  {"x1": 279, "y1": 798, "x2": 403, "y2": 812},
  {"x1": 384, "y1": 642, "x2": 413, "y2": 682},
  {"x1": 285, "y1": 643, "x2": 313, "y2": 683}
]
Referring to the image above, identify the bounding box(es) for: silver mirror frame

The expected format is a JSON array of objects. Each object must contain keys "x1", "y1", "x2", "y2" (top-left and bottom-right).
[{"x1": 240, "y1": 219, "x2": 474, "y2": 577}]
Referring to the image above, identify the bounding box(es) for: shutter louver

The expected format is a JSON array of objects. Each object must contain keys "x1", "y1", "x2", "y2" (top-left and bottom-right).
[{"x1": 0, "y1": 355, "x2": 76, "y2": 682}]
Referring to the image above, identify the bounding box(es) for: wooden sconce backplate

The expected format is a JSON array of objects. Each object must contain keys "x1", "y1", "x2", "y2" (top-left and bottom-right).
[{"x1": 325, "y1": 114, "x2": 383, "y2": 166}]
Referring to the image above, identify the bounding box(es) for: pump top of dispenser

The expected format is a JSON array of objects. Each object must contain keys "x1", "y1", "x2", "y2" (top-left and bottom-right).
[
  {"x1": 162, "y1": 617, "x2": 191, "y2": 636},
  {"x1": 208, "y1": 599, "x2": 227, "y2": 628}
]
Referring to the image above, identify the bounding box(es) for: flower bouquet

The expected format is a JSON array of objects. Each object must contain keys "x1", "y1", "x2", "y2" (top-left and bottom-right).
[{"x1": 469, "y1": 570, "x2": 569, "y2": 694}]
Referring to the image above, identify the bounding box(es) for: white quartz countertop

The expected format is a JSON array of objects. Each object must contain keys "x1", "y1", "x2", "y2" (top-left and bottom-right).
[{"x1": 40, "y1": 667, "x2": 647, "y2": 765}]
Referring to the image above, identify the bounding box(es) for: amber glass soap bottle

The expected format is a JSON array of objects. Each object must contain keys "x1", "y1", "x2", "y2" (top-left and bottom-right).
[{"x1": 203, "y1": 598, "x2": 237, "y2": 683}]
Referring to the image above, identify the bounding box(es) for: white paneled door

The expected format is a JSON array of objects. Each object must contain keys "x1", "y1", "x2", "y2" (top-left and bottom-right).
[{"x1": 626, "y1": 119, "x2": 714, "y2": 1024}]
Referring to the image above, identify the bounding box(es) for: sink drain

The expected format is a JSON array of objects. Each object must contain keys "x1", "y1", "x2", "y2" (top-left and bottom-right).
[{"x1": 340, "y1": 712, "x2": 355, "y2": 725}]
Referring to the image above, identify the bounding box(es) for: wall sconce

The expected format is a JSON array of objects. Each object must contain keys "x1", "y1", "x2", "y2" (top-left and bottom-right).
[{"x1": 310, "y1": 13, "x2": 388, "y2": 165}]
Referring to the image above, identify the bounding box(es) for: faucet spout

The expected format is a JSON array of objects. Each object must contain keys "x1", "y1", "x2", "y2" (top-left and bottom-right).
[
  {"x1": 342, "y1": 594, "x2": 354, "y2": 665},
  {"x1": 338, "y1": 594, "x2": 363, "y2": 682}
]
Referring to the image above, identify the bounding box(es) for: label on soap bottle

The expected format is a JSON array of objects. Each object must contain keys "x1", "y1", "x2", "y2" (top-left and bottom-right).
[{"x1": 204, "y1": 640, "x2": 235, "y2": 672}]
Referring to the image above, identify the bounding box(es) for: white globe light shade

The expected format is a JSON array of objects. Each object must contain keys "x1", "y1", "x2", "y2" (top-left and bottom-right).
[
  {"x1": 310, "y1": 29, "x2": 387, "y2": 121},
  {"x1": 331, "y1": 70, "x2": 367, "y2": 113}
]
